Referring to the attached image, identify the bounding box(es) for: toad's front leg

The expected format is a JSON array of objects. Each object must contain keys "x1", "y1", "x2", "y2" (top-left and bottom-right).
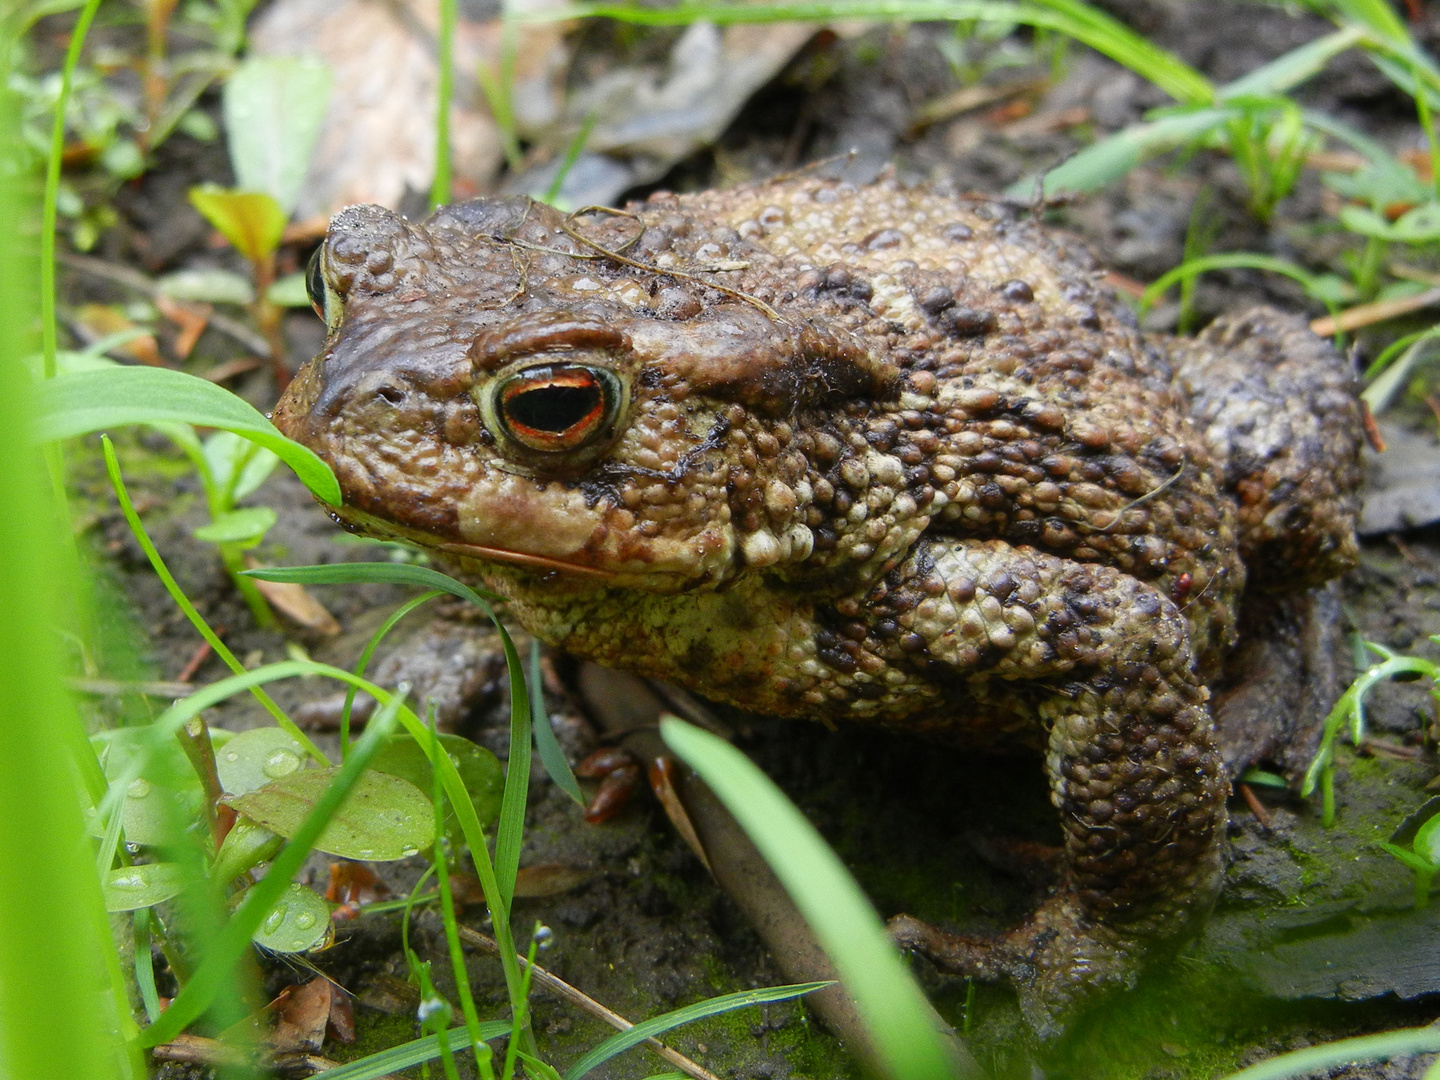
[{"x1": 871, "y1": 540, "x2": 1228, "y2": 1033}]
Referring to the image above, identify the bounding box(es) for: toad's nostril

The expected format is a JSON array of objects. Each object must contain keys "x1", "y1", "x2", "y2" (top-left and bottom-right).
[{"x1": 376, "y1": 385, "x2": 406, "y2": 405}]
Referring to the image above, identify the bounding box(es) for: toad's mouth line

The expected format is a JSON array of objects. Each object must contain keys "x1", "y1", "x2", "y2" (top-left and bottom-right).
[{"x1": 333, "y1": 505, "x2": 616, "y2": 580}]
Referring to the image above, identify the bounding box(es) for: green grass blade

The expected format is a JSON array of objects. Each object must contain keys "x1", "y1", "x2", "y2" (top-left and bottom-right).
[
  {"x1": 1008, "y1": 107, "x2": 1228, "y2": 198},
  {"x1": 141, "y1": 692, "x2": 407, "y2": 1046},
  {"x1": 339, "y1": 589, "x2": 444, "y2": 756},
  {"x1": 1138, "y1": 253, "x2": 1325, "y2": 316},
  {"x1": 432, "y1": 0, "x2": 456, "y2": 207},
  {"x1": 529, "y1": 637, "x2": 585, "y2": 806},
  {"x1": 1222, "y1": 1026, "x2": 1440, "y2": 1079},
  {"x1": 660, "y1": 718, "x2": 969, "y2": 1080},
  {"x1": 0, "y1": 78, "x2": 144, "y2": 1076},
  {"x1": 1219, "y1": 25, "x2": 1367, "y2": 99},
  {"x1": 34, "y1": 366, "x2": 341, "y2": 504},
  {"x1": 562, "y1": 982, "x2": 833, "y2": 1080},
  {"x1": 103, "y1": 439, "x2": 329, "y2": 764},
  {"x1": 312, "y1": 1023, "x2": 512, "y2": 1079},
  {"x1": 245, "y1": 561, "x2": 503, "y2": 603},
  {"x1": 39, "y1": 0, "x2": 103, "y2": 378},
  {"x1": 534, "y1": 0, "x2": 1211, "y2": 103}
]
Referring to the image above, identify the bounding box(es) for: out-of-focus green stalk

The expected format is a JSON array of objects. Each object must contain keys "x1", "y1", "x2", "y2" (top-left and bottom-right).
[
  {"x1": 431, "y1": 0, "x2": 456, "y2": 208},
  {"x1": 40, "y1": 0, "x2": 104, "y2": 379},
  {"x1": 0, "y1": 76, "x2": 145, "y2": 1080}
]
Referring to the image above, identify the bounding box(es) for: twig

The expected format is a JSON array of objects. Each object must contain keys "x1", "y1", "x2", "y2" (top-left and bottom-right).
[
  {"x1": 58, "y1": 251, "x2": 272, "y2": 356},
  {"x1": 1310, "y1": 286, "x2": 1440, "y2": 336},
  {"x1": 454, "y1": 925, "x2": 723, "y2": 1080},
  {"x1": 1237, "y1": 783, "x2": 1272, "y2": 831}
]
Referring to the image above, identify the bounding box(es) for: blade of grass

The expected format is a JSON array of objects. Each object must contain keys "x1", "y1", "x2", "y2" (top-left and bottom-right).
[
  {"x1": 1222, "y1": 1025, "x2": 1440, "y2": 1080},
  {"x1": 431, "y1": 0, "x2": 456, "y2": 208},
  {"x1": 660, "y1": 717, "x2": 972, "y2": 1080},
  {"x1": 102, "y1": 437, "x2": 329, "y2": 765},
  {"x1": 1, "y1": 75, "x2": 144, "y2": 1077},
  {"x1": 528, "y1": 0, "x2": 1211, "y2": 102},
  {"x1": 309, "y1": 1023, "x2": 512, "y2": 1080},
  {"x1": 339, "y1": 589, "x2": 445, "y2": 757},
  {"x1": 40, "y1": 0, "x2": 103, "y2": 379},
  {"x1": 1138, "y1": 253, "x2": 1328, "y2": 318},
  {"x1": 141, "y1": 691, "x2": 407, "y2": 1046},
  {"x1": 562, "y1": 983, "x2": 833, "y2": 1080},
  {"x1": 530, "y1": 636, "x2": 585, "y2": 806},
  {"x1": 428, "y1": 709, "x2": 497, "y2": 1080},
  {"x1": 37, "y1": 366, "x2": 341, "y2": 505}
]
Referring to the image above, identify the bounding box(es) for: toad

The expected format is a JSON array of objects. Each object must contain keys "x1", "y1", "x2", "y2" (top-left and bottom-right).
[{"x1": 274, "y1": 173, "x2": 1362, "y2": 1026}]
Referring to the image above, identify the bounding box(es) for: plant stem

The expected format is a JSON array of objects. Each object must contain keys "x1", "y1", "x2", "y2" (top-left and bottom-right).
[
  {"x1": 251, "y1": 252, "x2": 289, "y2": 389},
  {"x1": 432, "y1": 0, "x2": 457, "y2": 208},
  {"x1": 41, "y1": 0, "x2": 104, "y2": 379}
]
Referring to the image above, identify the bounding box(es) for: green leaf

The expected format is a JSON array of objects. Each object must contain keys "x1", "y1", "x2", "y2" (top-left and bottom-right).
[
  {"x1": 215, "y1": 726, "x2": 308, "y2": 796},
  {"x1": 1338, "y1": 203, "x2": 1402, "y2": 240},
  {"x1": 563, "y1": 982, "x2": 832, "y2": 1080},
  {"x1": 371, "y1": 732, "x2": 505, "y2": 835},
  {"x1": 141, "y1": 692, "x2": 404, "y2": 1047},
  {"x1": 1388, "y1": 202, "x2": 1440, "y2": 242},
  {"x1": 1415, "y1": 813, "x2": 1440, "y2": 865},
  {"x1": 660, "y1": 718, "x2": 969, "y2": 1080},
  {"x1": 1379, "y1": 842, "x2": 1435, "y2": 875},
  {"x1": 267, "y1": 271, "x2": 312, "y2": 307},
  {"x1": 252, "y1": 882, "x2": 332, "y2": 953},
  {"x1": 31, "y1": 365, "x2": 341, "y2": 505},
  {"x1": 103, "y1": 863, "x2": 187, "y2": 912},
  {"x1": 188, "y1": 185, "x2": 287, "y2": 263},
  {"x1": 156, "y1": 267, "x2": 255, "y2": 305},
  {"x1": 226, "y1": 768, "x2": 436, "y2": 861},
  {"x1": 204, "y1": 428, "x2": 282, "y2": 503},
  {"x1": 1236, "y1": 768, "x2": 1288, "y2": 789},
  {"x1": 192, "y1": 506, "x2": 278, "y2": 544},
  {"x1": 223, "y1": 55, "x2": 333, "y2": 215},
  {"x1": 211, "y1": 818, "x2": 285, "y2": 886}
]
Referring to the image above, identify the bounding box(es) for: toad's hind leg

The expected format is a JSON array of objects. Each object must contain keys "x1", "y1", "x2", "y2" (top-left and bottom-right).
[{"x1": 875, "y1": 540, "x2": 1228, "y2": 1031}]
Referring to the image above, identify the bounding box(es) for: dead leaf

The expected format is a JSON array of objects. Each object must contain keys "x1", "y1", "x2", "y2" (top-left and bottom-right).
[
  {"x1": 246, "y1": 562, "x2": 342, "y2": 635},
  {"x1": 154, "y1": 294, "x2": 212, "y2": 360},
  {"x1": 74, "y1": 304, "x2": 164, "y2": 366},
  {"x1": 270, "y1": 979, "x2": 332, "y2": 1054},
  {"x1": 514, "y1": 862, "x2": 592, "y2": 898},
  {"x1": 649, "y1": 755, "x2": 710, "y2": 871},
  {"x1": 325, "y1": 860, "x2": 390, "y2": 906},
  {"x1": 251, "y1": 0, "x2": 571, "y2": 218}
]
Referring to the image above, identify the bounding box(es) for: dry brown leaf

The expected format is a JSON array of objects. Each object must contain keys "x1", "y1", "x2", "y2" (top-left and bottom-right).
[
  {"x1": 251, "y1": 0, "x2": 572, "y2": 217},
  {"x1": 514, "y1": 862, "x2": 593, "y2": 898},
  {"x1": 270, "y1": 979, "x2": 332, "y2": 1054},
  {"x1": 246, "y1": 562, "x2": 342, "y2": 635},
  {"x1": 75, "y1": 304, "x2": 165, "y2": 366}
]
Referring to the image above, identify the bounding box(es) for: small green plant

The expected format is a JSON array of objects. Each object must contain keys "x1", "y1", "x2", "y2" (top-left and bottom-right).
[
  {"x1": 1302, "y1": 637, "x2": 1440, "y2": 826},
  {"x1": 1380, "y1": 800, "x2": 1440, "y2": 910},
  {"x1": 187, "y1": 54, "x2": 331, "y2": 386}
]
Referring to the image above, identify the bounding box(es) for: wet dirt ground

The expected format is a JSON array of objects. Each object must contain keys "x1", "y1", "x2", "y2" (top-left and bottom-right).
[{"x1": 59, "y1": 0, "x2": 1440, "y2": 1075}]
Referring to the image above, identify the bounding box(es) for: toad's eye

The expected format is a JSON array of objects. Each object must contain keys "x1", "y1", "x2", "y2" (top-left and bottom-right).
[
  {"x1": 306, "y1": 247, "x2": 341, "y2": 332},
  {"x1": 492, "y1": 363, "x2": 623, "y2": 453}
]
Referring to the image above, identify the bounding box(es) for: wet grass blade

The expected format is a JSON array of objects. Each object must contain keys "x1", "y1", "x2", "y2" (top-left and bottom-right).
[
  {"x1": 562, "y1": 982, "x2": 833, "y2": 1080},
  {"x1": 313, "y1": 1023, "x2": 512, "y2": 1079},
  {"x1": 246, "y1": 561, "x2": 503, "y2": 603},
  {"x1": 660, "y1": 717, "x2": 971, "y2": 1080},
  {"x1": 1222, "y1": 1025, "x2": 1440, "y2": 1079},
  {"x1": 530, "y1": 636, "x2": 585, "y2": 806},
  {"x1": 35, "y1": 366, "x2": 341, "y2": 504}
]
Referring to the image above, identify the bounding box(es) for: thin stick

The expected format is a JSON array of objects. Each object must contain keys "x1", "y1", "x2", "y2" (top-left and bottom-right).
[{"x1": 454, "y1": 926, "x2": 722, "y2": 1080}]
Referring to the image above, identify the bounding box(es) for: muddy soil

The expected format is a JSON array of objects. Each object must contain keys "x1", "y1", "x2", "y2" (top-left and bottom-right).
[{"x1": 59, "y1": 0, "x2": 1440, "y2": 1076}]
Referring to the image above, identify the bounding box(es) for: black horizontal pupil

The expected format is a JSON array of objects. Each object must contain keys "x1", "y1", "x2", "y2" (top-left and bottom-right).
[{"x1": 508, "y1": 384, "x2": 600, "y2": 433}]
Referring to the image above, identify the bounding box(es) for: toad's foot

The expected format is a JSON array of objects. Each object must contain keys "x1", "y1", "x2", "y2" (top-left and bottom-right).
[{"x1": 889, "y1": 898, "x2": 1146, "y2": 1037}]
